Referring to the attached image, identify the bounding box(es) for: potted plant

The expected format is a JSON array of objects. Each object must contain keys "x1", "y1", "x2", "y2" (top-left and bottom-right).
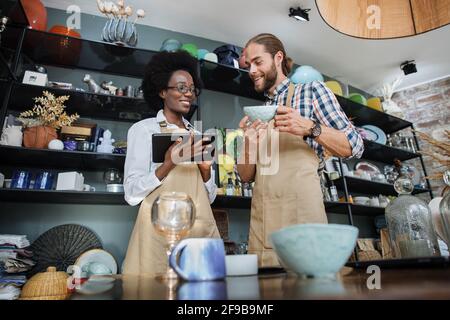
[{"x1": 18, "y1": 91, "x2": 79, "y2": 149}]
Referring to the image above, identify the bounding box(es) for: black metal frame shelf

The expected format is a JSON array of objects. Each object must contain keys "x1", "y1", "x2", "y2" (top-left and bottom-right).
[
  {"x1": 0, "y1": 191, "x2": 386, "y2": 215},
  {"x1": 211, "y1": 195, "x2": 385, "y2": 216},
  {"x1": 0, "y1": 0, "x2": 29, "y2": 27},
  {"x1": 334, "y1": 176, "x2": 430, "y2": 197},
  {"x1": 1, "y1": 79, "x2": 198, "y2": 123},
  {"x1": 0, "y1": 188, "x2": 126, "y2": 205},
  {"x1": 0, "y1": 145, "x2": 125, "y2": 171},
  {"x1": 362, "y1": 139, "x2": 420, "y2": 163},
  {"x1": 200, "y1": 60, "x2": 264, "y2": 101},
  {"x1": 336, "y1": 95, "x2": 412, "y2": 134}
]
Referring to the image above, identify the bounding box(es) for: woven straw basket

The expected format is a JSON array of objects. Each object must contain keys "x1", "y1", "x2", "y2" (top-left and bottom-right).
[{"x1": 20, "y1": 266, "x2": 71, "y2": 300}]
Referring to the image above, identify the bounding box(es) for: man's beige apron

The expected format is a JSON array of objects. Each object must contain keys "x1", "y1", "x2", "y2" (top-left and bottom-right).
[
  {"x1": 122, "y1": 121, "x2": 220, "y2": 276},
  {"x1": 248, "y1": 83, "x2": 328, "y2": 267}
]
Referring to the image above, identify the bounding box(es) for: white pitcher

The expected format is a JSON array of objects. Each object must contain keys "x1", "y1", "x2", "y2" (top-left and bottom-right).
[{"x1": 0, "y1": 125, "x2": 23, "y2": 147}]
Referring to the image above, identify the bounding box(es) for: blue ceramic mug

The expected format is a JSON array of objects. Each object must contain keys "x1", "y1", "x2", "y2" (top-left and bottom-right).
[
  {"x1": 169, "y1": 238, "x2": 226, "y2": 281},
  {"x1": 177, "y1": 281, "x2": 227, "y2": 300},
  {"x1": 34, "y1": 171, "x2": 54, "y2": 190},
  {"x1": 11, "y1": 170, "x2": 32, "y2": 189}
]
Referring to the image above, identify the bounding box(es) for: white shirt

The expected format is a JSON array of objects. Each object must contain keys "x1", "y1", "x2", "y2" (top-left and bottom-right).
[{"x1": 124, "y1": 110, "x2": 217, "y2": 206}]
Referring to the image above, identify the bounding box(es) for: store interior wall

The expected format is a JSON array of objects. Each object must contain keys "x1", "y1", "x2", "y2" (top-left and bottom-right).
[
  {"x1": 0, "y1": 8, "x2": 377, "y2": 267},
  {"x1": 393, "y1": 76, "x2": 450, "y2": 196}
]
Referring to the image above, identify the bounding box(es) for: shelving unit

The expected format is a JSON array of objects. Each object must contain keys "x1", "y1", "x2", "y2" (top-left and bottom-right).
[{"x1": 0, "y1": 1, "x2": 434, "y2": 266}]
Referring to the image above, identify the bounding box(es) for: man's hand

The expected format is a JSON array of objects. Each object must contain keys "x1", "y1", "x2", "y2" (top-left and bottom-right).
[
  {"x1": 274, "y1": 106, "x2": 314, "y2": 137},
  {"x1": 238, "y1": 116, "x2": 268, "y2": 147}
]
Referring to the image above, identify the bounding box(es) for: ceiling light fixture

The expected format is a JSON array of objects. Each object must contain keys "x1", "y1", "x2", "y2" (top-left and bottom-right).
[
  {"x1": 289, "y1": 7, "x2": 310, "y2": 22},
  {"x1": 400, "y1": 60, "x2": 417, "y2": 76}
]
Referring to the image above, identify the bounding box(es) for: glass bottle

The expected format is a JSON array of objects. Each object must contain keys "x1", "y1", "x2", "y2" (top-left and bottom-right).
[
  {"x1": 439, "y1": 170, "x2": 450, "y2": 244},
  {"x1": 226, "y1": 178, "x2": 234, "y2": 196},
  {"x1": 329, "y1": 179, "x2": 339, "y2": 202},
  {"x1": 385, "y1": 164, "x2": 440, "y2": 258},
  {"x1": 234, "y1": 179, "x2": 241, "y2": 196},
  {"x1": 242, "y1": 182, "x2": 250, "y2": 197}
]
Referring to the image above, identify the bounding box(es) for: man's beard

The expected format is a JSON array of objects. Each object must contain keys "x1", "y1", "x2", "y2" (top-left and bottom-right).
[{"x1": 255, "y1": 62, "x2": 278, "y2": 93}]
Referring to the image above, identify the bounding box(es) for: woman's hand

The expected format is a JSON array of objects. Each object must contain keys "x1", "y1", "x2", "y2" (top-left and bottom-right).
[
  {"x1": 274, "y1": 106, "x2": 314, "y2": 137},
  {"x1": 155, "y1": 138, "x2": 182, "y2": 181}
]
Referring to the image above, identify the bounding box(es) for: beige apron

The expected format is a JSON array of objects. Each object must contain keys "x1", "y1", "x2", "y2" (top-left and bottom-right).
[
  {"x1": 122, "y1": 121, "x2": 220, "y2": 276},
  {"x1": 248, "y1": 83, "x2": 328, "y2": 267}
]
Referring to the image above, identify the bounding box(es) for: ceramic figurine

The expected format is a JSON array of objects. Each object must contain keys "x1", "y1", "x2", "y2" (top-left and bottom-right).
[
  {"x1": 83, "y1": 74, "x2": 109, "y2": 94},
  {"x1": 101, "y1": 81, "x2": 118, "y2": 95},
  {"x1": 97, "y1": 129, "x2": 115, "y2": 153},
  {"x1": 0, "y1": 125, "x2": 23, "y2": 147}
]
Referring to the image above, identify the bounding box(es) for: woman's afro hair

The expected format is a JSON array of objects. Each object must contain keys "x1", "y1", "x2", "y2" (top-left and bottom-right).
[{"x1": 141, "y1": 50, "x2": 203, "y2": 112}]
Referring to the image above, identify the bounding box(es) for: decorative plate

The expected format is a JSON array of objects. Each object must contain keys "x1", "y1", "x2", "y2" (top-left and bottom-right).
[
  {"x1": 361, "y1": 125, "x2": 387, "y2": 145},
  {"x1": 355, "y1": 161, "x2": 381, "y2": 175},
  {"x1": 75, "y1": 249, "x2": 118, "y2": 276}
]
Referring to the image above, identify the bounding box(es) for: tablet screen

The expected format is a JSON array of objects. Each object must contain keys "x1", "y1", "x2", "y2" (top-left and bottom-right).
[{"x1": 152, "y1": 133, "x2": 216, "y2": 163}]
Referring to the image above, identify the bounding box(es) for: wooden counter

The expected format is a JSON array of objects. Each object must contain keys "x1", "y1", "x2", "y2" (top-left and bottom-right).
[{"x1": 70, "y1": 267, "x2": 450, "y2": 300}]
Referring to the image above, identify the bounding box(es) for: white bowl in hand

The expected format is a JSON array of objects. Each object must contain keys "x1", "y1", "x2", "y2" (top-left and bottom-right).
[{"x1": 243, "y1": 105, "x2": 277, "y2": 122}]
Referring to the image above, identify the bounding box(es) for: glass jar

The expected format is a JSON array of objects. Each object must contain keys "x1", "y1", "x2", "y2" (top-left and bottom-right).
[
  {"x1": 103, "y1": 168, "x2": 123, "y2": 184},
  {"x1": 385, "y1": 167, "x2": 440, "y2": 258},
  {"x1": 439, "y1": 170, "x2": 450, "y2": 244}
]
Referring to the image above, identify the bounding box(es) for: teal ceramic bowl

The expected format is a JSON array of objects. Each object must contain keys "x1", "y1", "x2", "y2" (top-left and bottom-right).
[
  {"x1": 243, "y1": 105, "x2": 277, "y2": 122},
  {"x1": 270, "y1": 224, "x2": 358, "y2": 278}
]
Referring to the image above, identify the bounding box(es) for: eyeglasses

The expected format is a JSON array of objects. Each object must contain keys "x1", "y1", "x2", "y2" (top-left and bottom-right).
[{"x1": 167, "y1": 83, "x2": 200, "y2": 96}]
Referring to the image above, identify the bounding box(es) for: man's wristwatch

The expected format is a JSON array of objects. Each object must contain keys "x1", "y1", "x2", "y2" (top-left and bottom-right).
[{"x1": 308, "y1": 120, "x2": 322, "y2": 139}]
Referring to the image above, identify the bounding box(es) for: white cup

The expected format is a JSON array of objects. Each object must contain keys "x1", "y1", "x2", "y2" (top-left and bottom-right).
[
  {"x1": 225, "y1": 254, "x2": 258, "y2": 276},
  {"x1": 0, "y1": 173, "x2": 4, "y2": 188},
  {"x1": 83, "y1": 184, "x2": 96, "y2": 192}
]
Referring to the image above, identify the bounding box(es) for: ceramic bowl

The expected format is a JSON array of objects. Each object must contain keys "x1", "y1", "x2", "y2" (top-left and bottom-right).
[
  {"x1": 270, "y1": 223, "x2": 358, "y2": 278},
  {"x1": 325, "y1": 81, "x2": 343, "y2": 96},
  {"x1": 348, "y1": 93, "x2": 367, "y2": 106},
  {"x1": 243, "y1": 105, "x2": 277, "y2": 122},
  {"x1": 160, "y1": 39, "x2": 181, "y2": 52},
  {"x1": 197, "y1": 49, "x2": 209, "y2": 60},
  {"x1": 353, "y1": 196, "x2": 370, "y2": 206}
]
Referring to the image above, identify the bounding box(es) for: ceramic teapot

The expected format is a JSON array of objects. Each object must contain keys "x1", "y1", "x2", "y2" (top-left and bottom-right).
[{"x1": 0, "y1": 125, "x2": 23, "y2": 147}]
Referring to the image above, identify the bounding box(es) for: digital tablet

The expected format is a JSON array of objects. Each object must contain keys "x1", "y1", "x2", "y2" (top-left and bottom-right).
[{"x1": 152, "y1": 133, "x2": 216, "y2": 163}]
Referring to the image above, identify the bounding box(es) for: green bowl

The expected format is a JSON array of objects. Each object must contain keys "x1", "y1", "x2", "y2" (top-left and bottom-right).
[{"x1": 348, "y1": 93, "x2": 368, "y2": 106}]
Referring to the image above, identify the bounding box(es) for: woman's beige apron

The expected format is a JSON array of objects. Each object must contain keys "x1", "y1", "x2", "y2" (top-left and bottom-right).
[
  {"x1": 248, "y1": 83, "x2": 328, "y2": 267},
  {"x1": 122, "y1": 121, "x2": 220, "y2": 276}
]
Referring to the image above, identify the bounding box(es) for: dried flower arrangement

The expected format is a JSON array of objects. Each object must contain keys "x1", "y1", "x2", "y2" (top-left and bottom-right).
[
  {"x1": 414, "y1": 129, "x2": 450, "y2": 181},
  {"x1": 17, "y1": 91, "x2": 79, "y2": 129}
]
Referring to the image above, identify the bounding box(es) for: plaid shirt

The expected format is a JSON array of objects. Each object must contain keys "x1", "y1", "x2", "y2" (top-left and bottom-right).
[{"x1": 265, "y1": 79, "x2": 364, "y2": 170}]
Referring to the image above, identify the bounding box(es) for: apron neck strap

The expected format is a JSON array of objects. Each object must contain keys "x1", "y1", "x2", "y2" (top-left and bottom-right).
[{"x1": 286, "y1": 82, "x2": 295, "y2": 109}]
